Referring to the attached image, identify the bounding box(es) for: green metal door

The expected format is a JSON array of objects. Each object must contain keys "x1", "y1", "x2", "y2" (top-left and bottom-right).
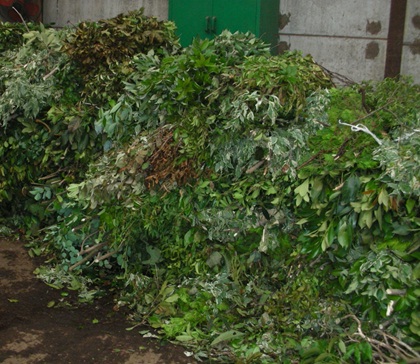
[
  {"x1": 256, "y1": 0, "x2": 279, "y2": 49},
  {"x1": 169, "y1": 0, "x2": 279, "y2": 50},
  {"x1": 212, "y1": 0, "x2": 258, "y2": 36},
  {"x1": 168, "y1": 0, "x2": 213, "y2": 47}
]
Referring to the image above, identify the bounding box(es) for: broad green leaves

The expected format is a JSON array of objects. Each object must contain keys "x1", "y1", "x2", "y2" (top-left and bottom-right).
[{"x1": 1, "y1": 14, "x2": 419, "y2": 364}]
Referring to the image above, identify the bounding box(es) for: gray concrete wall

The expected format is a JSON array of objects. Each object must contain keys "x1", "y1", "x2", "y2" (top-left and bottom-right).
[
  {"x1": 279, "y1": 0, "x2": 391, "y2": 83},
  {"x1": 43, "y1": 0, "x2": 168, "y2": 26},
  {"x1": 42, "y1": 0, "x2": 419, "y2": 83},
  {"x1": 401, "y1": 0, "x2": 420, "y2": 84}
]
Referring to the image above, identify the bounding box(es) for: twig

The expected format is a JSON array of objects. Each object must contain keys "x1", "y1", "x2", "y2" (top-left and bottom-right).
[
  {"x1": 375, "y1": 330, "x2": 420, "y2": 359},
  {"x1": 352, "y1": 102, "x2": 393, "y2": 125},
  {"x1": 78, "y1": 230, "x2": 99, "y2": 253},
  {"x1": 70, "y1": 244, "x2": 117, "y2": 271},
  {"x1": 12, "y1": 6, "x2": 30, "y2": 32},
  {"x1": 80, "y1": 241, "x2": 105, "y2": 256},
  {"x1": 69, "y1": 249, "x2": 99, "y2": 271},
  {"x1": 334, "y1": 138, "x2": 350, "y2": 160},
  {"x1": 297, "y1": 150, "x2": 325, "y2": 170},
  {"x1": 319, "y1": 65, "x2": 355, "y2": 87},
  {"x1": 342, "y1": 314, "x2": 420, "y2": 363},
  {"x1": 43, "y1": 67, "x2": 59, "y2": 81},
  {"x1": 38, "y1": 169, "x2": 67, "y2": 181},
  {"x1": 35, "y1": 119, "x2": 51, "y2": 133},
  {"x1": 246, "y1": 159, "x2": 266, "y2": 174},
  {"x1": 94, "y1": 249, "x2": 119, "y2": 263}
]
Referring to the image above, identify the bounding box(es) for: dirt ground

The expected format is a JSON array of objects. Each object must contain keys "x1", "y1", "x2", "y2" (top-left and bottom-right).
[{"x1": 0, "y1": 238, "x2": 197, "y2": 364}]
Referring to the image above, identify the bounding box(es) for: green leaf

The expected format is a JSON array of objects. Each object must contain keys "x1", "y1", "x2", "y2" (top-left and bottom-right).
[
  {"x1": 206, "y1": 251, "x2": 223, "y2": 268},
  {"x1": 294, "y1": 179, "x2": 309, "y2": 197},
  {"x1": 176, "y1": 334, "x2": 194, "y2": 342},
  {"x1": 211, "y1": 330, "x2": 244, "y2": 347},
  {"x1": 142, "y1": 245, "x2": 161, "y2": 265},
  {"x1": 341, "y1": 175, "x2": 361, "y2": 203},
  {"x1": 345, "y1": 279, "x2": 359, "y2": 294},
  {"x1": 311, "y1": 178, "x2": 323, "y2": 201},
  {"x1": 337, "y1": 221, "x2": 351, "y2": 249},
  {"x1": 322, "y1": 223, "x2": 335, "y2": 251},
  {"x1": 338, "y1": 339, "x2": 346, "y2": 354},
  {"x1": 358, "y1": 342, "x2": 373, "y2": 362},
  {"x1": 358, "y1": 210, "x2": 373, "y2": 229},
  {"x1": 233, "y1": 192, "x2": 244, "y2": 200},
  {"x1": 110, "y1": 101, "x2": 122, "y2": 114},
  {"x1": 406, "y1": 198, "x2": 416, "y2": 214},
  {"x1": 377, "y1": 189, "x2": 389, "y2": 209},
  {"x1": 266, "y1": 186, "x2": 277, "y2": 195},
  {"x1": 165, "y1": 294, "x2": 179, "y2": 303},
  {"x1": 374, "y1": 207, "x2": 383, "y2": 230}
]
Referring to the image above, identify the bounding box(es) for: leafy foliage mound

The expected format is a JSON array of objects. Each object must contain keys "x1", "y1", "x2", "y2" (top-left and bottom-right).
[
  {"x1": 63, "y1": 9, "x2": 178, "y2": 69},
  {"x1": 1, "y1": 14, "x2": 419, "y2": 364},
  {"x1": 0, "y1": 23, "x2": 71, "y2": 216},
  {"x1": 62, "y1": 9, "x2": 179, "y2": 104},
  {"x1": 0, "y1": 12, "x2": 178, "y2": 218},
  {"x1": 0, "y1": 21, "x2": 44, "y2": 53}
]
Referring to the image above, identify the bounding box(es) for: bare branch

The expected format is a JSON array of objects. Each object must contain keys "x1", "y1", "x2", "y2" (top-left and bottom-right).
[
  {"x1": 69, "y1": 249, "x2": 99, "y2": 271},
  {"x1": 12, "y1": 6, "x2": 30, "y2": 32}
]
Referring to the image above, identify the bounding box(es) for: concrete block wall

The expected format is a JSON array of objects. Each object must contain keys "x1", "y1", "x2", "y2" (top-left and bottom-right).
[
  {"x1": 279, "y1": 0, "x2": 419, "y2": 84},
  {"x1": 43, "y1": 0, "x2": 168, "y2": 26},
  {"x1": 42, "y1": 0, "x2": 419, "y2": 84},
  {"x1": 401, "y1": 0, "x2": 420, "y2": 84},
  {"x1": 279, "y1": 0, "x2": 390, "y2": 83}
]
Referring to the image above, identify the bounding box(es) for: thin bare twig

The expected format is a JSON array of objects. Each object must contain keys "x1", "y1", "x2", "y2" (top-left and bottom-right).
[
  {"x1": 342, "y1": 314, "x2": 420, "y2": 363},
  {"x1": 375, "y1": 330, "x2": 420, "y2": 359},
  {"x1": 12, "y1": 6, "x2": 30, "y2": 32},
  {"x1": 246, "y1": 159, "x2": 266, "y2": 174},
  {"x1": 38, "y1": 168, "x2": 67, "y2": 181},
  {"x1": 80, "y1": 241, "x2": 106, "y2": 256},
  {"x1": 297, "y1": 150, "x2": 325, "y2": 170},
  {"x1": 43, "y1": 67, "x2": 59, "y2": 81},
  {"x1": 69, "y1": 249, "x2": 99, "y2": 271},
  {"x1": 34, "y1": 119, "x2": 51, "y2": 133},
  {"x1": 94, "y1": 249, "x2": 119, "y2": 263},
  {"x1": 79, "y1": 231, "x2": 101, "y2": 254}
]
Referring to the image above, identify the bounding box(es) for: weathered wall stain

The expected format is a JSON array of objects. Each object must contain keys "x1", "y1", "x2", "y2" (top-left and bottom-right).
[
  {"x1": 279, "y1": 12, "x2": 291, "y2": 30},
  {"x1": 409, "y1": 38, "x2": 420, "y2": 55},
  {"x1": 412, "y1": 15, "x2": 420, "y2": 29},
  {"x1": 366, "y1": 20, "x2": 382, "y2": 34},
  {"x1": 365, "y1": 41, "x2": 379, "y2": 59}
]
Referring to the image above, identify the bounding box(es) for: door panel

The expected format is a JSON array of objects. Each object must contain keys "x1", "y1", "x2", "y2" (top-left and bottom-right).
[
  {"x1": 169, "y1": 0, "x2": 279, "y2": 50},
  {"x1": 169, "y1": 0, "x2": 213, "y2": 47},
  {"x1": 212, "y1": 0, "x2": 258, "y2": 36}
]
